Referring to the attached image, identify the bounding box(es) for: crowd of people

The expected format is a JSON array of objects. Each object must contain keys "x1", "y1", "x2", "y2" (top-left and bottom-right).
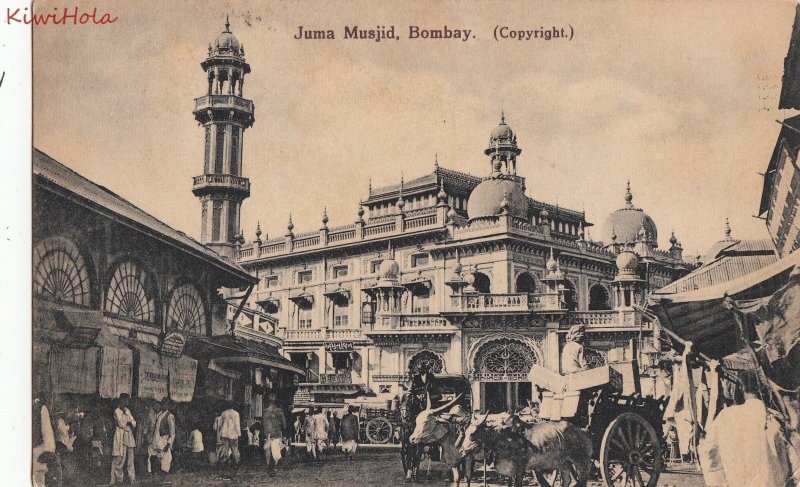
[
  {"x1": 292, "y1": 406, "x2": 360, "y2": 462},
  {"x1": 32, "y1": 391, "x2": 333, "y2": 486}
]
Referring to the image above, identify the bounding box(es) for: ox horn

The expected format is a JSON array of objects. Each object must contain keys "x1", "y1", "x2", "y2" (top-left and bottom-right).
[
  {"x1": 477, "y1": 412, "x2": 490, "y2": 426},
  {"x1": 426, "y1": 391, "x2": 433, "y2": 410},
  {"x1": 430, "y1": 393, "x2": 463, "y2": 414}
]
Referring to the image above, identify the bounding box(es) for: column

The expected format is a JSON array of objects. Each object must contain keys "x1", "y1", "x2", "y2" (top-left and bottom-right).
[
  {"x1": 545, "y1": 321, "x2": 560, "y2": 372},
  {"x1": 471, "y1": 381, "x2": 481, "y2": 413}
]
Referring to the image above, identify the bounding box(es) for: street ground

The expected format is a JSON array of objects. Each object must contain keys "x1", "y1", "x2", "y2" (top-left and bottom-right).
[{"x1": 109, "y1": 448, "x2": 705, "y2": 487}]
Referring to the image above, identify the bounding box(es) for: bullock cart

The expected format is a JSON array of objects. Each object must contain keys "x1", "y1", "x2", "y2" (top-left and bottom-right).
[{"x1": 531, "y1": 361, "x2": 667, "y2": 487}]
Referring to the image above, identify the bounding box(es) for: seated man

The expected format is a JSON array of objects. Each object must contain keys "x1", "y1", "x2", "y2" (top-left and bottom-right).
[{"x1": 561, "y1": 324, "x2": 587, "y2": 374}]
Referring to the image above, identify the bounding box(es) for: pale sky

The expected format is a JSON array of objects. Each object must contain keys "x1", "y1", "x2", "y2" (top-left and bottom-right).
[{"x1": 32, "y1": 0, "x2": 799, "y2": 256}]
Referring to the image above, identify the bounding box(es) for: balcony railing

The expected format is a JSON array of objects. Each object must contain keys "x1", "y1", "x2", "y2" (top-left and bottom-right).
[
  {"x1": 192, "y1": 174, "x2": 250, "y2": 193},
  {"x1": 570, "y1": 309, "x2": 642, "y2": 328},
  {"x1": 447, "y1": 292, "x2": 565, "y2": 313},
  {"x1": 283, "y1": 328, "x2": 364, "y2": 341},
  {"x1": 194, "y1": 94, "x2": 254, "y2": 113},
  {"x1": 371, "y1": 313, "x2": 452, "y2": 331}
]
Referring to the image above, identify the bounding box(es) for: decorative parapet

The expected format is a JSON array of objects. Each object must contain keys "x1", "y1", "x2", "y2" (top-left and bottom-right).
[
  {"x1": 283, "y1": 327, "x2": 366, "y2": 342},
  {"x1": 447, "y1": 292, "x2": 564, "y2": 313},
  {"x1": 568, "y1": 309, "x2": 642, "y2": 328}
]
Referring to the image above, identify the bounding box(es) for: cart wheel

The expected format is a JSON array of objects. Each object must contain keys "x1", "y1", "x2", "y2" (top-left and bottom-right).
[
  {"x1": 365, "y1": 417, "x2": 393, "y2": 444},
  {"x1": 600, "y1": 413, "x2": 662, "y2": 487}
]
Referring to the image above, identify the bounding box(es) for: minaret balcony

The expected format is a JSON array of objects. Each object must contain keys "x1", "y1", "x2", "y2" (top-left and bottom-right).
[
  {"x1": 194, "y1": 94, "x2": 254, "y2": 113},
  {"x1": 192, "y1": 173, "x2": 250, "y2": 197}
]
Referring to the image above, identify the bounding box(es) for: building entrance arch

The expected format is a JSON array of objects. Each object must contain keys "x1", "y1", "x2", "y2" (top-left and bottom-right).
[{"x1": 469, "y1": 335, "x2": 542, "y2": 413}]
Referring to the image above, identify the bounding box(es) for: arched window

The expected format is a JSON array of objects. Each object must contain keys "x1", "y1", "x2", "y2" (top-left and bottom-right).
[
  {"x1": 562, "y1": 279, "x2": 577, "y2": 311},
  {"x1": 515, "y1": 272, "x2": 536, "y2": 293},
  {"x1": 33, "y1": 237, "x2": 91, "y2": 306},
  {"x1": 408, "y1": 350, "x2": 444, "y2": 374},
  {"x1": 589, "y1": 284, "x2": 611, "y2": 311},
  {"x1": 167, "y1": 283, "x2": 206, "y2": 334},
  {"x1": 105, "y1": 260, "x2": 156, "y2": 323},
  {"x1": 473, "y1": 272, "x2": 491, "y2": 293}
]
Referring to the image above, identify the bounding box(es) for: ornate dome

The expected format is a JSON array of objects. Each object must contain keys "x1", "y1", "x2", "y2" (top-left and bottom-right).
[
  {"x1": 491, "y1": 121, "x2": 514, "y2": 142},
  {"x1": 379, "y1": 259, "x2": 399, "y2": 280},
  {"x1": 616, "y1": 250, "x2": 639, "y2": 272},
  {"x1": 467, "y1": 177, "x2": 529, "y2": 220},
  {"x1": 602, "y1": 182, "x2": 658, "y2": 245},
  {"x1": 214, "y1": 18, "x2": 241, "y2": 54}
]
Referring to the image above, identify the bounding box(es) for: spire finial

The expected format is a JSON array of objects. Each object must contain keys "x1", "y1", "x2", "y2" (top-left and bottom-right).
[
  {"x1": 624, "y1": 180, "x2": 633, "y2": 207},
  {"x1": 255, "y1": 221, "x2": 262, "y2": 238},
  {"x1": 724, "y1": 217, "x2": 732, "y2": 240},
  {"x1": 224, "y1": 14, "x2": 231, "y2": 33},
  {"x1": 287, "y1": 213, "x2": 294, "y2": 233},
  {"x1": 322, "y1": 206, "x2": 329, "y2": 226},
  {"x1": 434, "y1": 153, "x2": 439, "y2": 168},
  {"x1": 501, "y1": 110, "x2": 505, "y2": 124},
  {"x1": 368, "y1": 178, "x2": 372, "y2": 195}
]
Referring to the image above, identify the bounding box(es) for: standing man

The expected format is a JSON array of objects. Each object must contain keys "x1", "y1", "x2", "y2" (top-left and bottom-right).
[
  {"x1": 561, "y1": 324, "x2": 588, "y2": 374},
  {"x1": 110, "y1": 393, "x2": 137, "y2": 485},
  {"x1": 261, "y1": 393, "x2": 287, "y2": 477},
  {"x1": 312, "y1": 407, "x2": 329, "y2": 459},
  {"x1": 340, "y1": 406, "x2": 359, "y2": 461},
  {"x1": 148, "y1": 397, "x2": 176, "y2": 475},
  {"x1": 304, "y1": 409, "x2": 317, "y2": 461},
  {"x1": 217, "y1": 402, "x2": 241, "y2": 467}
]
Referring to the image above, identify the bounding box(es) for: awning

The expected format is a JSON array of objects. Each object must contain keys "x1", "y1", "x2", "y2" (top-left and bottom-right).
[
  {"x1": 649, "y1": 252, "x2": 800, "y2": 359},
  {"x1": 323, "y1": 287, "x2": 351, "y2": 301},
  {"x1": 289, "y1": 293, "x2": 314, "y2": 307},
  {"x1": 402, "y1": 277, "x2": 432, "y2": 292},
  {"x1": 255, "y1": 297, "x2": 280, "y2": 314},
  {"x1": 33, "y1": 302, "x2": 104, "y2": 348},
  {"x1": 187, "y1": 334, "x2": 305, "y2": 376}
]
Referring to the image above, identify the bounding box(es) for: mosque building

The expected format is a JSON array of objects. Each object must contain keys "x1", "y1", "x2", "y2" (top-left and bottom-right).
[{"x1": 191, "y1": 21, "x2": 696, "y2": 414}]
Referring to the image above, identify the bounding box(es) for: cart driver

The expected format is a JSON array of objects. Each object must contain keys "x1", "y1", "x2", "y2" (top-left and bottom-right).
[
  {"x1": 562, "y1": 324, "x2": 588, "y2": 374},
  {"x1": 407, "y1": 363, "x2": 439, "y2": 414}
]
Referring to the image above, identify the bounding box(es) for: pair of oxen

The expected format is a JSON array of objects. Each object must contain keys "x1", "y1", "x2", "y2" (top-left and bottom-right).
[{"x1": 406, "y1": 393, "x2": 592, "y2": 487}]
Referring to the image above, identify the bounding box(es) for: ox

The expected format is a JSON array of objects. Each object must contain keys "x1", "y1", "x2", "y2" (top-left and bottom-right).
[
  {"x1": 408, "y1": 393, "x2": 476, "y2": 485},
  {"x1": 460, "y1": 413, "x2": 592, "y2": 487}
]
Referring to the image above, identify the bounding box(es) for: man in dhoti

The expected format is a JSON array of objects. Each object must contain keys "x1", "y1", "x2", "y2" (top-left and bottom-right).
[
  {"x1": 304, "y1": 410, "x2": 317, "y2": 460},
  {"x1": 148, "y1": 397, "x2": 175, "y2": 475},
  {"x1": 561, "y1": 324, "x2": 588, "y2": 374},
  {"x1": 312, "y1": 407, "x2": 329, "y2": 458},
  {"x1": 340, "y1": 406, "x2": 359, "y2": 461},
  {"x1": 110, "y1": 393, "x2": 137, "y2": 485},
  {"x1": 261, "y1": 393, "x2": 287, "y2": 477}
]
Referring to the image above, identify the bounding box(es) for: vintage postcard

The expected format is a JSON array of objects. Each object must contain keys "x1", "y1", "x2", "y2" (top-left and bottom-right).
[{"x1": 19, "y1": 1, "x2": 800, "y2": 486}]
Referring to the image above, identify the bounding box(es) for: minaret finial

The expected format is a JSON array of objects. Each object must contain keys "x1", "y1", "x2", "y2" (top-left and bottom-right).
[
  {"x1": 224, "y1": 14, "x2": 231, "y2": 33},
  {"x1": 434, "y1": 153, "x2": 439, "y2": 168},
  {"x1": 322, "y1": 206, "x2": 329, "y2": 226},
  {"x1": 724, "y1": 217, "x2": 732, "y2": 240},
  {"x1": 501, "y1": 110, "x2": 505, "y2": 124},
  {"x1": 368, "y1": 178, "x2": 372, "y2": 195},
  {"x1": 624, "y1": 180, "x2": 633, "y2": 207}
]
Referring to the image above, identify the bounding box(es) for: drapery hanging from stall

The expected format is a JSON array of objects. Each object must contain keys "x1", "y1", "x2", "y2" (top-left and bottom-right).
[
  {"x1": 164, "y1": 355, "x2": 198, "y2": 402},
  {"x1": 50, "y1": 346, "x2": 98, "y2": 395}
]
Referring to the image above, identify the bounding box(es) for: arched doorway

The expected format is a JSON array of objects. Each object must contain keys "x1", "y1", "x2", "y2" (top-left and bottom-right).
[
  {"x1": 589, "y1": 284, "x2": 611, "y2": 311},
  {"x1": 473, "y1": 272, "x2": 491, "y2": 293},
  {"x1": 515, "y1": 272, "x2": 536, "y2": 293},
  {"x1": 562, "y1": 279, "x2": 577, "y2": 311},
  {"x1": 408, "y1": 350, "x2": 445, "y2": 374},
  {"x1": 472, "y1": 337, "x2": 539, "y2": 412}
]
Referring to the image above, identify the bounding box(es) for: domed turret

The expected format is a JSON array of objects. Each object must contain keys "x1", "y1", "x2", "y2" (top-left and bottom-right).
[
  {"x1": 212, "y1": 16, "x2": 243, "y2": 56},
  {"x1": 614, "y1": 250, "x2": 642, "y2": 282},
  {"x1": 602, "y1": 181, "x2": 658, "y2": 247}
]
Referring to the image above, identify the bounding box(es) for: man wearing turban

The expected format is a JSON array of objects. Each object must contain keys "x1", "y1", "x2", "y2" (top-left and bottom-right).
[{"x1": 561, "y1": 324, "x2": 587, "y2": 374}]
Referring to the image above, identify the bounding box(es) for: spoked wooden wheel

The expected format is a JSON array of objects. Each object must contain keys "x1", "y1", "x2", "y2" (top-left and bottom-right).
[
  {"x1": 366, "y1": 417, "x2": 393, "y2": 444},
  {"x1": 600, "y1": 413, "x2": 662, "y2": 487}
]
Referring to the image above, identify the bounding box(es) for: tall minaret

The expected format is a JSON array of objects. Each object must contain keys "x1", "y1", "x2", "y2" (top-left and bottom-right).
[{"x1": 192, "y1": 16, "x2": 254, "y2": 259}]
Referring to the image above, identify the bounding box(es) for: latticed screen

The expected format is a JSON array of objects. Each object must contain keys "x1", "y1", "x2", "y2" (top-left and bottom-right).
[
  {"x1": 212, "y1": 201, "x2": 223, "y2": 241},
  {"x1": 104, "y1": 260, "x2": 155, "y2": 323},
  {"x1": 227, "y1": 203, "x2": 237, "y2": 242},
  {"x1": 408, "y1": 350, "x2": 444, "y2": 374},
  {"x1": 230, "y1": 126, "x2": 240, "y2": 175},
  {"x1": 33, "y1": 237, "x2": 91, "y2": 306},
  {"x1": 474, "y1": 338, "x2": 536, "y2": 380},
  {"x1": 214, "y1": 124, "x2": 225, "y2": 173},
  {"x1": 167, "y1": 283, "x2": 205, "y2": 334},
  {"x1": 203, "y1": 125, "x2": 211, "y2": 173},
  {"x1": 201, "y1": 201, "x2": 208, "y2": 240}
]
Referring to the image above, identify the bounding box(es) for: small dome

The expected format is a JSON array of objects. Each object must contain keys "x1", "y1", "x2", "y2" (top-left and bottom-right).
[
  {"x1": 379, "y1": 259, "x2": 399, "y2": 279},
  {"x1": 602, "y1": 182, "x2": 657, "y2": 245},
  {"x1": 216, "y1": 31, "x2": 241, "y2": 51},
  {"x1": 616, "y1": 250, "x2": 639, "y2": 272},
  {"x1": 452, "y1": 261, "x2": 463, "y2": 275},
  {"x1": 489, "y1": 112, "x2": 515, "y2": 143},
  {"x1": 467, "y1": 178, "x2": 529, "y2": 220},
  {"x1": 546, "y1": 250, "x2": 558, "y2": 273}
]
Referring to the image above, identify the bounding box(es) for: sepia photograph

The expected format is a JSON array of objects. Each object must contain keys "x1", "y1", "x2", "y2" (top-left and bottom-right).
[{"x1": 17, "y1": 0, "x2": 800, "y2": 485}]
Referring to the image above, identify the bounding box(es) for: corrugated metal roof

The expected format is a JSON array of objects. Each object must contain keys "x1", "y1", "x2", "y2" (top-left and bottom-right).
[
  {"x1": 33, "y1": 148, "x2": 256, "y2": 284},
  {"x1": 654, "y1": 239, "x2": 778, "y2": 295}
]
